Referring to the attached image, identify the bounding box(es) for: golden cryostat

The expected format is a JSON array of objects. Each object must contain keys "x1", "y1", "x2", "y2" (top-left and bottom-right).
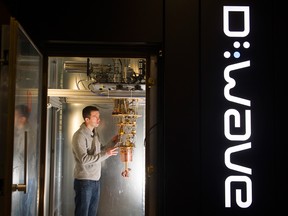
[{"x1": 112, "y1": 98, "x2": 141, "y2": 177}]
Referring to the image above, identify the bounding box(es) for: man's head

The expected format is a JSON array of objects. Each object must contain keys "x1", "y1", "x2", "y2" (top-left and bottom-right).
[
  {"x1": 82, "y1": 106, "x2": 100, "y2": 130},
  {"x1": 82, "y1": 106, "x2": 99, "y2": 119},
  {"x1": 15, "y1": 104, "x2": 30, "y2": 128}
]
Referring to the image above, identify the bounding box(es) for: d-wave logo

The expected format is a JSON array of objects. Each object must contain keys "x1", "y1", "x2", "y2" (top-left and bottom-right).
[{"x1": 223, "y1": 6, "x2": 252, "y2": 208}]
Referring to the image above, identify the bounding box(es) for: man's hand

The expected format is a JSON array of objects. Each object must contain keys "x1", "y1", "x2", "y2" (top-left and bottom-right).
[{"x1": 106, "y1": 146, "x2": 118, "y2": 156}]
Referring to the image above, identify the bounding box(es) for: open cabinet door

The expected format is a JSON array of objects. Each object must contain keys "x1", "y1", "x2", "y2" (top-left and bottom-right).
[{"x1": 0, "y1": 17, "x2": 43, "y2": 215}]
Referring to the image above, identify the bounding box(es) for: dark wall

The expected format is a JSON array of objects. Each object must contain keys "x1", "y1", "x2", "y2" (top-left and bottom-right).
[
  {"x1": 3, "y1": 0, "x2": 163, "y2": 48},
  {"x1": 164, "y1": 0, "x2": 201, "y2": 214},
  {"x1": 164, "y1": 0, "x2": 286, "y2": 215},
  {"x1": 0, "y1": 1, "x2": 11, "y2": 25}
]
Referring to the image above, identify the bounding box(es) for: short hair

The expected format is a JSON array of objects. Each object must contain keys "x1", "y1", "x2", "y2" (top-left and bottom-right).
[
  {"x1": 82, "y1": 106, "x2": 99, "y2": 120},
  {"x1": 15, "y1": 104, "x2": 30, "y2": 119}
]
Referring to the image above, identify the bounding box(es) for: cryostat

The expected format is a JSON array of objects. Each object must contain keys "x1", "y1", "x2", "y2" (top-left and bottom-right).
[{"x1": 112, "y1": 98, "x2": 141, "y2": 177}]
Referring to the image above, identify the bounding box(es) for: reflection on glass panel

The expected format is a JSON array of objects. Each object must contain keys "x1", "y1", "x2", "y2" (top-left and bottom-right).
[{"x1": 11, "y1": 24, "x2": 42, "y2": 216}]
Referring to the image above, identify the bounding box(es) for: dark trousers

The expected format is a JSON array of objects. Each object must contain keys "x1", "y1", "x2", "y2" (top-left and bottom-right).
[{"x1": 74, "y1": 179, "x2": 100, "y2": 216}]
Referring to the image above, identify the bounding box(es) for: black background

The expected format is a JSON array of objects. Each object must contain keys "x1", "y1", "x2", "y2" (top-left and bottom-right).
[{"x1": 1, "y1": 0, "x2": 286, "y2": 215}]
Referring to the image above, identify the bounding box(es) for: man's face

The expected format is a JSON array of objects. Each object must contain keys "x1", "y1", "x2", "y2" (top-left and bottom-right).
[
  {"x1": 14, "y1": 110, "x2": 27, "y2": 129},
  {"x1": 86, "y1": 110, "x2": 100, "y2": 128}
]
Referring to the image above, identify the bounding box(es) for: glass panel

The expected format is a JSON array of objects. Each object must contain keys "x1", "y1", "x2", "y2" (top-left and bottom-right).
[{"x1": 11, "y1": 19, "x2": 42, "y2": 216}]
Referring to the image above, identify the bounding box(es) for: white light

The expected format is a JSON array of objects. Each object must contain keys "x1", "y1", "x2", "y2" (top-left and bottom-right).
[
  {"x1": 224, "y1": 51, "x2": 231, "y2": 58},
  {"x1": 233, "y1": 41, "x2": 240, "y2": 48},
  {"x1": 223, "y1": 6, "x2": 250, "y2": 37},
  {"x1": 243, "y1": 41, "x2": 250, "y2": 48}
]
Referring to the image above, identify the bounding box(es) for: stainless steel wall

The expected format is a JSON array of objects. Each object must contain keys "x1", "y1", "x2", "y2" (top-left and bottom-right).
[
  {"x1": 46, "y1": 56, "x2": 148, "y2": 215},
  {"x1": 57, "y1": 102, "x2": 146, "y2": 216}
]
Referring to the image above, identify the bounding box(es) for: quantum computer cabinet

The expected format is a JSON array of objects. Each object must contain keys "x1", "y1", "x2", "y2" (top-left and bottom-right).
[{"x1": 1, "y1": 17, "x2": 163, "y2": 216}]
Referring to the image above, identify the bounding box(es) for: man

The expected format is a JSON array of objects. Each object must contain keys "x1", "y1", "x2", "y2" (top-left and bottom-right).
[{"x1": 72, "y1": 105, "x2": 118, "y2": 216}]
